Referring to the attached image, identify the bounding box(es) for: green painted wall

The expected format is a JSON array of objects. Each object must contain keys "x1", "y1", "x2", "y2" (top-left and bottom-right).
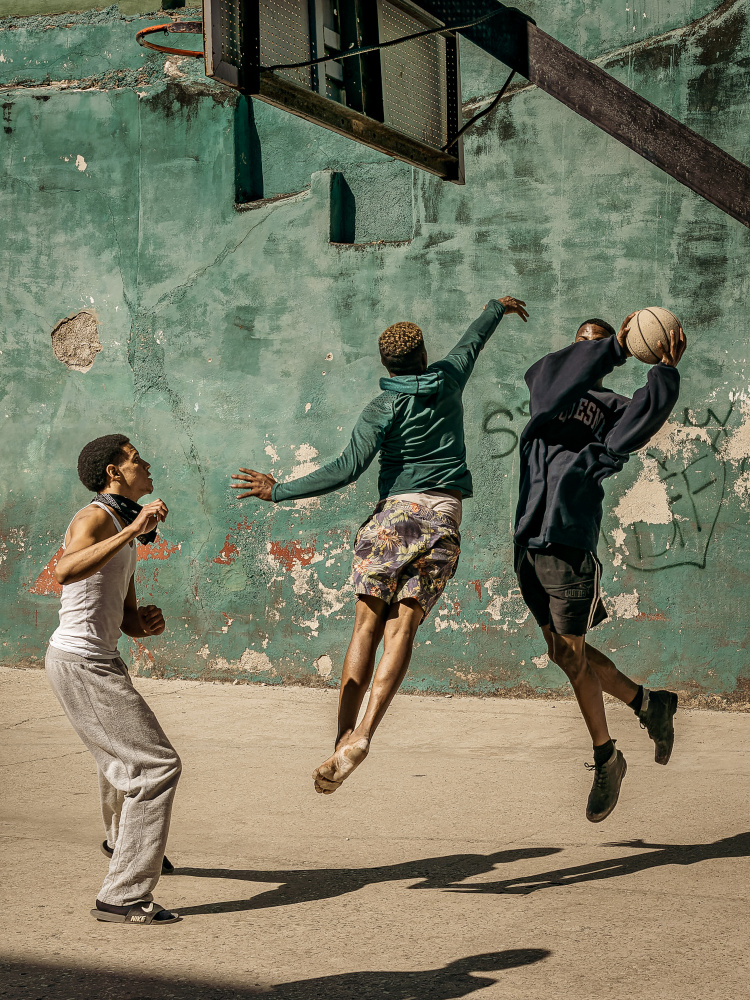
[{"x1": 1, "y1": 2, "x2": 749, "y2": 704}]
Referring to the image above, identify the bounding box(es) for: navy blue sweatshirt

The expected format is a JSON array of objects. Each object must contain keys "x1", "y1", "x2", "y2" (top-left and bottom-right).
[{"x1": 514, "y1": 335, "x2": 680, "y2": 552}]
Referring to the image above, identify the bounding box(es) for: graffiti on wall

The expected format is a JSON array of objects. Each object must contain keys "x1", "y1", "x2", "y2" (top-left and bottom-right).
[
  {"x1": 482, "y1": 401, "x2": 529, "y2": 459},
  {"x1": 481, "y1": 396, "x2": 745, "y2": 576},
  {"x1": 606, "y1": 403, "x2": 739, "y2": 572}
]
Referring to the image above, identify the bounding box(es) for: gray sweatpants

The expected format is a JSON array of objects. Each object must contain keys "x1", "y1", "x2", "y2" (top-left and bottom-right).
[{"x1": 45, "y1": 646, "x2": 181, "y2": 906}]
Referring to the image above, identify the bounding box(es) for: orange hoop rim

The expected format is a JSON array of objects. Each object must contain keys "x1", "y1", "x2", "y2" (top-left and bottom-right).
[{"x1": 135, "y1": 23, "x2": 203, "y2": 58}]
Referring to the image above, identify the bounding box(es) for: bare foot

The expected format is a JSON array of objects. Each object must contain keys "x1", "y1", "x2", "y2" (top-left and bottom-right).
[{"x1": 312, "y1": 737, "x2": 370, "y2": 794}]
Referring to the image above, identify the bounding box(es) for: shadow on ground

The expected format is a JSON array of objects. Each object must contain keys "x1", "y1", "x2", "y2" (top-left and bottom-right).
[
  {"x1": 0, "y1": 950, "x2": 551, "y2": 999},
  {"x1": 446, "y1": 833, "x2": 750, "y2": 895},
  {"x1": 174, "y1": 834, "x2": 750, "y2": 913},
  {"x1": 175, "y1": 847, "x2": 561, "y2": 915}
]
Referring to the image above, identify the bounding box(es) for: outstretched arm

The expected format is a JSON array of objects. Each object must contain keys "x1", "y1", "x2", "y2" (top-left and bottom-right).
[
  {"x1": 433, "y1": 296, "x2": 528, "y2": 389},
  {"x1": 232, "y1": 396, "x2": 395, "y2": 503},
  {"x1": 605, "y1": 327, "x2": 685, "y2": 456}
]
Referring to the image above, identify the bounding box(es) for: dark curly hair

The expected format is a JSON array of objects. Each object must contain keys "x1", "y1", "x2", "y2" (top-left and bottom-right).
[{"x1": 77, "y1": 434, "x2": 130, "y2": 493}]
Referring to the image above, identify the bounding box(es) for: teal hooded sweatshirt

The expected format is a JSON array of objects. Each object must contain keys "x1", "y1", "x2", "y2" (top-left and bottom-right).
[{"x1": 272, "y1": 300, "x2": 506, "y2": 504}]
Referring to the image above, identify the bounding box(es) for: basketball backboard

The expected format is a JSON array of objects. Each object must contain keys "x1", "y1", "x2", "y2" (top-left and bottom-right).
[{"x1": 202, "y1": 0, "x2": 465, "y2": 182}]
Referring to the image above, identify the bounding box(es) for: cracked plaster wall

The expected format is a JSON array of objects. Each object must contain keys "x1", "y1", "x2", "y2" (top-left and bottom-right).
[{"x1": 1, "y1": 2, "x2": 750, "y2": 704}]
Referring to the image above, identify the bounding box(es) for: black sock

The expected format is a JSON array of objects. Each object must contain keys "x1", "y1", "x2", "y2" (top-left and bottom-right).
[
  {"x1": 593, "y1": 739, "x2": 615, "y2": 765},
  {"x1": 629, "y1": 685, "x2": 644, "y2": 715},
  {"x1": 96, "y1": 899, "x2": 131, "y2": 915}
]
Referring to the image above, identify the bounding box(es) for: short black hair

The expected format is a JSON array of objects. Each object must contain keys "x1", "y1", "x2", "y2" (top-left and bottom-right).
[
  {"x1": 577, "y1": 318, "x2": 616, "y2": 338},
  {"x1": 77, "y1": 434, "x2": 130, "y2": 492},
  {"x1": 381, "y1": 344, "x2": 426, "y2": 375}
]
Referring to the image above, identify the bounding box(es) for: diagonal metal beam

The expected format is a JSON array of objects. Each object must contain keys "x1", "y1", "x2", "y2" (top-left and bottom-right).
[{"x1": 420, "y1": 0, "x2": 750, "y2": 228}]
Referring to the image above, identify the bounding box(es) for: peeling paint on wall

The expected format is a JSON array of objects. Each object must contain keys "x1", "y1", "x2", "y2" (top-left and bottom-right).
[
  {"x1": 313, "y1": 653, "x2": 333, "y2": 677},
  {"x1": 50, "y1": 311, "x2": 101, "y2": 372},
  {"x1": 3, "y1": 3, "x2": 750, "y2": 703},
  {"x1": 613, "y1": 457, "x2": 673, "y2": 527},
  {"x1": 209, "y1": 648, "x2": 274, "y2": 675},
  {"x1": 606, "y1": 590, "x2": 641, "y2": 620}
]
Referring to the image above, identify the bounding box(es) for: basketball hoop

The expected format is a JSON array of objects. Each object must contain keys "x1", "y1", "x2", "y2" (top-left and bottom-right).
[{"x1": 135, "y1": 21, "x2": 203, "y2": 59}]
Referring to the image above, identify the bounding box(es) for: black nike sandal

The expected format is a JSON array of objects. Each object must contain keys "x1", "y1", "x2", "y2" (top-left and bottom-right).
[
  {"x1": 101, "y1": 840, "x2": 175, "y2": 874},
  {"x1": 90, "y1": 901, "x2": 180, "y2": 924}
]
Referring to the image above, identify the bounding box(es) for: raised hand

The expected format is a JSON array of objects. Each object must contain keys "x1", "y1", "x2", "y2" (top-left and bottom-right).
[
  {"x1": 497, "y1": 296, "x2": 529, "y2": 322},
  {"x1": 657, "y1": 327, "x2": 687, "y2": 367},
  {"x1": 616, "y1": 313, "x2": 637, "y2": 356},
  {"x1": 132, "y1": 499, "x2": 168, "y2": 535},
  {"x1": 139, "y1": 604, "x2": 165, "y2": 636},
  {"x1": 231, "y1": 468, "x2": 276, "y2": 502}
]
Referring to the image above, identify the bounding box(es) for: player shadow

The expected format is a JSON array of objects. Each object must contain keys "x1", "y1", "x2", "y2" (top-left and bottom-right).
[
  {"x1": 175, "y1": 846, "x2": 561, "y2": 916},
  {"x1": 270, "y1": 949, "x2": 552, "y2": 999},
  {"x1": 445, "y1": 832, "x2": 750, "y2": 896},
  {"x1": 0, "y1": 950, "x2": 551, "y2": 999}
]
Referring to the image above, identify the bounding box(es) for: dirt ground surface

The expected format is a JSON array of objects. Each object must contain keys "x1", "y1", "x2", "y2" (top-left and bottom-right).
[{"x1": 2, "y1": 664, "x2": 749, "y2": 1000}]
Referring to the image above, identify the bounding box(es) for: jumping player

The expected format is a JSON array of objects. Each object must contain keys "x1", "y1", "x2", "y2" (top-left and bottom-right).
[
  {"x1": 233, "y1": 296, "x2": 529, "y2": 794},
  {"x1": 46, "y1": 434, "x2": 181, "y2": 924},
  {"x1": 514, "y1": 316, "x2": 686, "y2": 822}
]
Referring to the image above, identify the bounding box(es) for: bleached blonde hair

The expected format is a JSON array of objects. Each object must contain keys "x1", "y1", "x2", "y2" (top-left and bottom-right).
[{"x1": 378, "y1": 321, "x2": 424, "y2": 357}]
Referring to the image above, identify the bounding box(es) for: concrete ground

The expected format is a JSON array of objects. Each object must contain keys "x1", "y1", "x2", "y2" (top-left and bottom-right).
[{"x1": 1, "y1": 665, "x2": 749, "y2": 1000}]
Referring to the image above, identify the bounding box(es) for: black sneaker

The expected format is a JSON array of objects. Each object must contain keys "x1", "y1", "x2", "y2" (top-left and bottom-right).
[
  {"x1": 639, "y1": 690, "x2": 678, "y2": 765},
  {"x1": 101, "y1": 840, "x2": 175, "y2": 874},
  {"x1": 585, "y1": 745, "x2": 627, "y2": 823}
]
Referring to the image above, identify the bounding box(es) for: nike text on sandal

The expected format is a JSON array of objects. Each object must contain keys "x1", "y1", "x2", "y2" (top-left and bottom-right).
[
  {"x1": 585, "y1": 745, "x2": 627, "y2": 823},
  {"x1": 101, "y1": 840, "x2": 175, "y2": 874},
  {"x1": 639, "y1": 689, "x2": 678, "y2": 765},
  {"x1": 90, "y1": 901, "x2": 180, "y2": 924}
]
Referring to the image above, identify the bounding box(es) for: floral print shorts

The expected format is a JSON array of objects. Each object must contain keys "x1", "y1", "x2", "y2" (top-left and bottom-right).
[{"x1": 352, "y1": 497, "x2": 461, "y2": 620}]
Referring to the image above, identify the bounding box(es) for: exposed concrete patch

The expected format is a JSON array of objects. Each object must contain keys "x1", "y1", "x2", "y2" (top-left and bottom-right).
[
  {"x1": 606, "y1": 590, "x2": 641, "y2": 619},
  {"x1": 720, "y1": 397, "x2": 750, "y2": 464},
  {"x1": 480, "y1": 579, "x2": 530, "y2": 630},
  {"x1": 313, "y1": 653, "x2": 333, "y2": 678},
  {"x1": 50, "y1": 310, "x2": 101, "y2": 372},
  {"x1": 612, "y1": 457, "x2": 672, "y2": 526},
  {"x1": 163, "y1": 58, "x2": 186, "y2": 80},
  {"x1": 647, "y1": 419, "x2": 712, "y2": 462},
  {"x1": 733, "y1": 470, "x2": 750, "y2": 508},
  {"x1": 209, "y1": 648, "x2": 274, "y2": 674}
]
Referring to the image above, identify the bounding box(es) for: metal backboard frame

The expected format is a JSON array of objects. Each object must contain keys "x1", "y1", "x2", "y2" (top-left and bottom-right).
[{"x1": 203, "y1": 0, "x2": 465, "y2": 182}]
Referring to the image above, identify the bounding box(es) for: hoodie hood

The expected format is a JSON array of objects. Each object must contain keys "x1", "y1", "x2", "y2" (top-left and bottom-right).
[{"x1": 379, "y1": 370, "x2": 445, "y2": 397}]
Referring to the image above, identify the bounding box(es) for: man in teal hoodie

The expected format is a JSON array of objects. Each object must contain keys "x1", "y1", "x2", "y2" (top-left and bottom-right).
[{"x1": 232, "y1": 295, "x2": 528, "y2": 793}]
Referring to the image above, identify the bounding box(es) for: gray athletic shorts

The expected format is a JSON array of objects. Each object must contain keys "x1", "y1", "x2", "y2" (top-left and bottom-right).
[{"x1": 515, "y1": 543, "x2": 608, "y2": 636}]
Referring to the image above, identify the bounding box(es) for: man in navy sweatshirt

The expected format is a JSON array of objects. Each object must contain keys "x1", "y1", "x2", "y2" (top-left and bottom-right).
[
  {"x1": 514, "y1": 315, "x2": 686, "y2": 822},
  {"x1": 232, "y1": 295, "x2": 528, "y2": 795}
]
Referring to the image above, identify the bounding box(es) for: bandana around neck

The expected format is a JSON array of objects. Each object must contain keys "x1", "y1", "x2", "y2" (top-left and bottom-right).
[{"x1": 94, "y1": 493, "x2": 157, "y2": 545}]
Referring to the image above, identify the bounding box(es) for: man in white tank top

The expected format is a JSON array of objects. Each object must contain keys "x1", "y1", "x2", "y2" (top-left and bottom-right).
[{"x1": 45, "y1": 434, "x2": 181, "y2": 926}]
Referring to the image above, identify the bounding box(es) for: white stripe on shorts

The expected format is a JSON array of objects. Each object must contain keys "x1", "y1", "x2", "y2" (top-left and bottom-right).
[{"x1": 586, "y1": 554, "x2": 601, "y2": 632}]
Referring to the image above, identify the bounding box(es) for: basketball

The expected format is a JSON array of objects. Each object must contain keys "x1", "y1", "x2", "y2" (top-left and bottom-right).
[{"x1": 626, "y1": 307, "x2": 683, "y2": 364}]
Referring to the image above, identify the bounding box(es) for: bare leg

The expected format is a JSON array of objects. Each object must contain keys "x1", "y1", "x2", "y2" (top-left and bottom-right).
[
  {"x1": 541, "y1": 625, "x2": 638, "y2": 705},
  {"x1": 550, "y1": 632, "x2": 610, "y2": 746},
  {"x1": 335, "y1": 595, "x2": 389, "y2": 746},
  {"x1": 585, "y1": 643, "x2": 638, "y2": 704},
  {"x1": 313, "y1": 598, "x2": 423, "y2": 794}
]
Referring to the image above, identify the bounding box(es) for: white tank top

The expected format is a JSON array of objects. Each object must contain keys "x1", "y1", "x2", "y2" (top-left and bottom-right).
[{"x1": 49, "y1": 502, "x2": 137, "y2": 661}]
